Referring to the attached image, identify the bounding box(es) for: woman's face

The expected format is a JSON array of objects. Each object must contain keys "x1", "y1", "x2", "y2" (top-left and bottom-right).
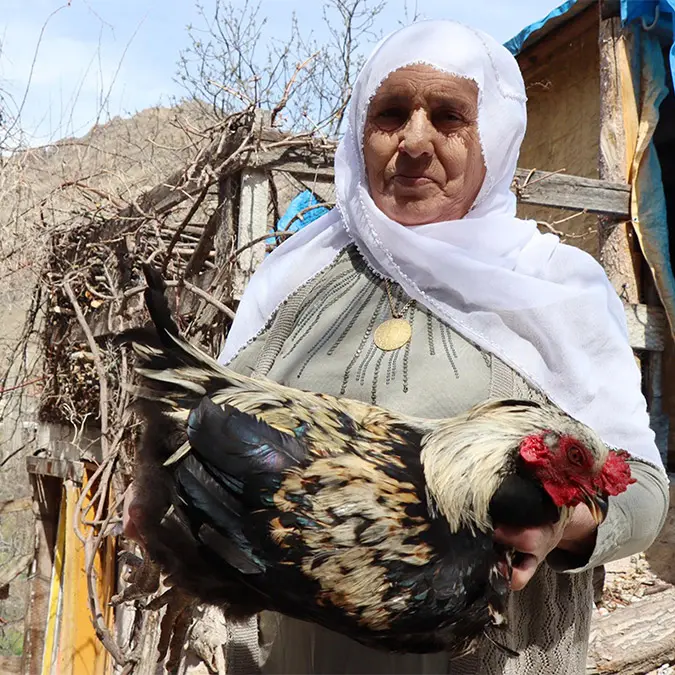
[{"x1": 363, "y1": 65, "x2": 486, "y2": 226}]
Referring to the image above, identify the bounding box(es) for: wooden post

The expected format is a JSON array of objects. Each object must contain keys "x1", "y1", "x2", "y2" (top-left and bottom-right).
[
  {"x1": 645, "y1": 277, "x2": 670, "y2": 460},
  {"x1": 214, "y1": 172, "x2": 241, "y2": 304},
  {"x1": 598, "y1": 14, "x2": 641, "y2": 303},
  {"x1": 599, "y1": 10, "x2": 671, "y2": 464},
  {"x1": 21, "y1": 474, "x2": 61, "y2": 675},
  {"x1": 664, "y1": 337, "x2": 675, "y2": 471},
  {"x1": 233, "y1": 168, "x2": 270, "y2": 300}
]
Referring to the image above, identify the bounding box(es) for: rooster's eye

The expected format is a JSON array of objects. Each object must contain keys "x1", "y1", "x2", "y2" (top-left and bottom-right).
[{"x1": 567, "y1": 445, "x2": 585, "y2": 466}]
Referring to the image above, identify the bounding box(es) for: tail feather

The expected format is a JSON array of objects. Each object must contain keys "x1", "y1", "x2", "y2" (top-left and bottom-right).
[
  {"x1": 115, "y1": 265, "x2": 247, "y2": 412},
  {"x1": 116, "y1": 263, "x2": 227, "y2": 375},
  {"x1": 141, "y1": 263, "x2": 180, "y2": 345},
  {"x1": 198, "y1": 523, "x2": 264, "y2": 576},
  {"x1": 112, "y1": 326, "x2": 164, "y2": 350},
  {"x1": 142, "y1": 263, "x2": 227, "y2": 373},
  {"x1": 136, "y1": 367, "x2": 208, "y2": 396}
]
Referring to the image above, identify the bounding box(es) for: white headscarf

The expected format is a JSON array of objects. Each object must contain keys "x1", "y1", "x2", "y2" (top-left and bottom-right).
[{"x1": 219, "y1": 20, "x2": 663, "y2": 468}]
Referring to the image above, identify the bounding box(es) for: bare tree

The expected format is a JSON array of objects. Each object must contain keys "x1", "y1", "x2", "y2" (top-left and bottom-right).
[
  {"x1": 0, "y1": 40, "x2": 18, "y2": 154},
  {"x1": 177, "y1": 0, "x2": 388, "y2": 137}
]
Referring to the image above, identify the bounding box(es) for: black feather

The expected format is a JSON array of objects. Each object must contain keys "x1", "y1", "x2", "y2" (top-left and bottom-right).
[
  {"x1": 187, "y1": 396, "x2": 306, "y2": 476},
  {"x1": 141, "y1": 263, "x2": 181, "y2": 344},
  {"x1": 112, "y1": 326, "x2": 163, "y2": 349},
  {"x1": 175, "y1": 456, "x2": 264, "y2": 574}
]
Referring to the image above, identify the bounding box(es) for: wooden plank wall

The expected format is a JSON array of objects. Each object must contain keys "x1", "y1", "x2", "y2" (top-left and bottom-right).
[{"x1": 516, "y1": 3, "x2": 603, "y2": 258}]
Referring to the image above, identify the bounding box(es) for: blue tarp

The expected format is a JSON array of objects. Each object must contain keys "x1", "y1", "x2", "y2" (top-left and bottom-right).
[
  {"x1": 629, "y1": 31, "x2": 675, "y2": 342},
  {"x1": 621, "y1": 0, "x2": 671, "y2": 25},
  {"x1": 504, "y1": 0, "x2": 578, "y2": 55},
  {"x1": 506, "y1": 0, "x2": 675, "y2": 90},
  {"x1": 267, "y1": 190, "x2": 330, "y2": 247},
  {"x1": 621, "y1": 0, "x2": 675, "y2": 89}
]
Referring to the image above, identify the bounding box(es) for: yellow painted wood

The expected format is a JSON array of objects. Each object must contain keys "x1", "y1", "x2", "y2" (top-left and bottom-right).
[
  {"x1": 55, "y1": 475, "x2": 116, "y2": 675},
  {"x1": 40, "y1": 488, "x2": 66, "y2": 675}
]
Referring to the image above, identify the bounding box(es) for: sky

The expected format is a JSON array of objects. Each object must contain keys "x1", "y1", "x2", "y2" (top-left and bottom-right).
[{"x1": 1, "y1": 0, "x2": 565, "y2": 146}]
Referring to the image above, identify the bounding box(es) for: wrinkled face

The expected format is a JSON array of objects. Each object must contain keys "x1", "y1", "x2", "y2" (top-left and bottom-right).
[
  {"x1": 519, "y1": 433, "x2": 635, "y2": 523},
  {"x1": 363, "y1": 64, "x2": 487, "y2": 226}
]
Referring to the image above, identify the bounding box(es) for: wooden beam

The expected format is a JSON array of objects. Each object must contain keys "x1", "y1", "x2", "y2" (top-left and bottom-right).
[
  {"x1": 512, "y1": 169, "x2": 629, "y2": 217},
  {"x1": 644, "y1": 280, "x2": 670, "y2": 461},
  {"x1": 624, "y1": 303, "x2": 667, "y2": 352},
  {"x1": 252, "y1": 148, "x2": 630, "y2": 218},
  {"x1": 25, "y1": 456, "x2": 84, "y2": 483},
  {"x1": 598, "y1": 15, "x2": 641, "y2": 302},
  {"x1": 664, "y1": 330, "x2": 675, "y2": 471},
  {"x1": 252, "y1": 145, "x2": 335, "y2": 178},
  {"x1": 600, "y1": 0, "x2": 621, "y2": 20},
  {"x1": 21, "y1": 474, "x2": 62, "y2": 675}
]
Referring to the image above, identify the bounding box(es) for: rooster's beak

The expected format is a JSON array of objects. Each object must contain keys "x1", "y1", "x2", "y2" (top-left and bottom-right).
[{"x1": 585, "y1": 493, "x2": 609, "y2": 526}]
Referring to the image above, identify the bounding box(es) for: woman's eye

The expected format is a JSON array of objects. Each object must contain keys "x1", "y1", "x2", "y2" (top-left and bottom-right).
[
  {"x1": 380, "y1": 107, "x2": 404, "y2": 118},
  {"x1": 433, "y1": 110, "x2": 464, "y2": 127},
  {"x1": 374, "y1": 108, "x2": 407, "y2": 128}
]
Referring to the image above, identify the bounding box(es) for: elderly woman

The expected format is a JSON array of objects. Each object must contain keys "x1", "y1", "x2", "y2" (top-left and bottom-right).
[{"x1": 126, "y1": 19, "x2": 669, "y2": 675}]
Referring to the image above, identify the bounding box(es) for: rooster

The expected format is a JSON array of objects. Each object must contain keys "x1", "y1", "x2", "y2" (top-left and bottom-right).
[{"x1": 119, "y1": 265, "x2": 635, "y2": 658}]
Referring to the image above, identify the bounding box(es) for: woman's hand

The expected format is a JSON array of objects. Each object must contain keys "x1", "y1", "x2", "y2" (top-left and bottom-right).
[{"x1": 493, "y1": 505, "x2": 599, "y2": 590}]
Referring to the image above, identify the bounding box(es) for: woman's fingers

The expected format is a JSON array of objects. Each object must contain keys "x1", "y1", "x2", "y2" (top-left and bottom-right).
[
  {"x1": 493, "y1": 523, "x2": 555, "y2": 554},
  {"x1": 509, "y1": 553, "x2": 539, "y2": 591},
  {"x1": 493, "y1": 522, "x2": 567, "y2": 590}
]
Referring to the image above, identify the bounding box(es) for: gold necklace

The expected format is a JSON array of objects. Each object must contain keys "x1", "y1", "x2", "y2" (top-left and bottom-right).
[{"x1": 373, "y1": 279, "x2": 415, "y2": 351}]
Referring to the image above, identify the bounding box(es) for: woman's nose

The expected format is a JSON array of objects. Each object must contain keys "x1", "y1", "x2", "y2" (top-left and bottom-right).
[{"x1": 398, "y1": 110, "x2": 433, "y2": 158}]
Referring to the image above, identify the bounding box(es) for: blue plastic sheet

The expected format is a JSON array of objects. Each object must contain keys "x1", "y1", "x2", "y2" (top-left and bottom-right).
[
  {"x1": 621, "y1": 0, "x2": 669, "y2": 25},
  {"x1": 621, "y1": 0, "x2": 675, "y2": 89},
  {"x1": 504, "y1": 0, "x2": 578, "y2": 55},
  {"x1": 628, "y1": 31, "x2": 675, "y2": 339},
  {"x1": 266, "y1": 190, "x2": 330, "y2": 247}
]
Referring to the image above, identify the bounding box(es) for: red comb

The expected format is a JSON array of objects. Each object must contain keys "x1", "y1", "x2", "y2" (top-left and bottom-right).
[{"x1": 595, "y1": 450, "x2": 636, "y2": 496}]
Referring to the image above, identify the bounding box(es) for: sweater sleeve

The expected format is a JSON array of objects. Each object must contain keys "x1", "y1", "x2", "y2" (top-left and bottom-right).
[{"x1": 547, "y1": 457, "x2": 670, "y2": 573}]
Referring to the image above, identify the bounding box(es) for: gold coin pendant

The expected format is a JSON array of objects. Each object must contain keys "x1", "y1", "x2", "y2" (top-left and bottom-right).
[{"x1": 373, "y1": 318, "x2": 412, "y2": 351}]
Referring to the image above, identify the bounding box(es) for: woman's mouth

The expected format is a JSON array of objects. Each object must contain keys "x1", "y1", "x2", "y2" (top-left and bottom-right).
[{"x1": 392, "y1": 175, "x2": 434, "y2": 188}]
